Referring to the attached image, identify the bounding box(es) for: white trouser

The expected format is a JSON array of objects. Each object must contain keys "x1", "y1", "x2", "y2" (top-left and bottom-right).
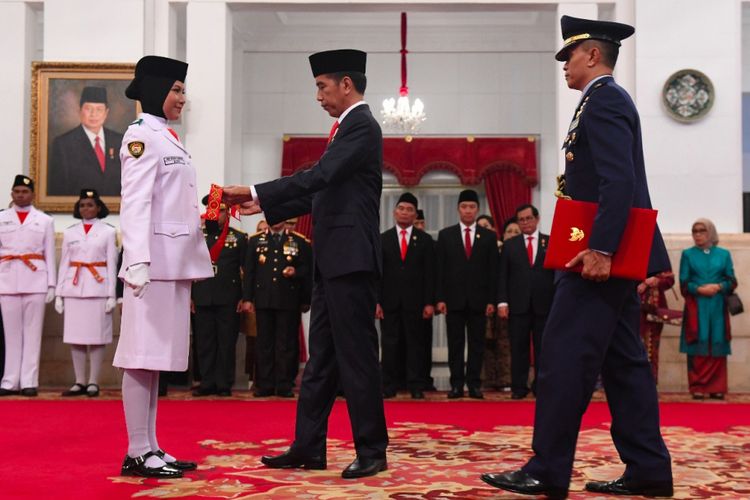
[{"x1": 0, "y1": 293, "x2": 46, "y2": 389}]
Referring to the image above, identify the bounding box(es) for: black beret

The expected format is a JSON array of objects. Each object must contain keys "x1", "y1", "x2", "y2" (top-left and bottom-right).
[
  {"x1": 396, "y1": 192, "x2": 418, "y2": 209},
  {"x1": 309, "y1": 49, "x2": 366, "y2": 77},
  {"x1": 13, "y1": 174, "x2": 33, "y2": 191},
  {"x1": 126, "y1": 56, "x2": 188, "y2": 99},
  {"x1": 75, "y1": 187, "x2": 109, "y2": 219},
  {"x1": 416, "y1": 209, "x2": 425, "y2": 221},
  {"x1": 458, "y1": 189, "x2": 479, "y2": 205},
  {"x1": 79, "y1": 188, "x2": 100, "y2": 200},
  {"x1": 555, "y1": 15, "x2": 634, "y2": 61},
  {"x1": 80, "y1": 86, "x2": 107, "y2": 106}
]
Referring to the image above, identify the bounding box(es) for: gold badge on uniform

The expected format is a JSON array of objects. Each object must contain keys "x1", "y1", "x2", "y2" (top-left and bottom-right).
[
  {"x1": 128, "y1": 141, "x2": 145, "y2": 158},
  {"x1": 259, "y1": 254, "x2": 266, "y2": 264},
  {"x1": 565, "y1": 151, "x2": 574, "y2": 162}
]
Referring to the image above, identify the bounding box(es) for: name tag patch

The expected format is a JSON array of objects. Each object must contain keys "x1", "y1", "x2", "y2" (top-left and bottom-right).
[{"x1": 164, "y1": 156, "x2": 186, "y2": 166}]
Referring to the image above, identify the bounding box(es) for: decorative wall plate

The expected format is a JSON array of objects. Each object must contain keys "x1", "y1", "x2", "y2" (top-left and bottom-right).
[{"x1": 662, "y1": 69, "x2": 714, "y2": 123}]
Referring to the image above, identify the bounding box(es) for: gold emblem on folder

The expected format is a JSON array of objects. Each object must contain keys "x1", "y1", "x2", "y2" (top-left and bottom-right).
[{"x1": 569, "y1": 227, "x2": 585, "y2": 242}]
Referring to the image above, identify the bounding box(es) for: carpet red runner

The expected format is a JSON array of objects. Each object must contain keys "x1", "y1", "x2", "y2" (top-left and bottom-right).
[{"x1": 1, "y1": 398, "x2": 748, "y2": 499}]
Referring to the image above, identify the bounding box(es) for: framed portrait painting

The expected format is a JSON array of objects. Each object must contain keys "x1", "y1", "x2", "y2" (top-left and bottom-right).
[{"x1": 30, "y1": 62, "x2": 137, "y2": 212}]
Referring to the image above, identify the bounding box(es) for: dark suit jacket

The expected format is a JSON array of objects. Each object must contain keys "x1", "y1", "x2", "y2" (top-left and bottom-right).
[
  {"x1": 243, "y1": 230, "x2": 311, "y2": 310},
  {"x1": 378, "y1": 226, "x2": 435, "y2": 312},
  {"x1": 255, "y1": 104, "x2": 383, "y2": 280},
  {"x1": 436, "y1": 224, "x2": 498, "y2": 312},
  {"x1": 563, "y1": 76, "x2": 669, "y2": 275},
  {"x1": 48, "y1": 125, "x2": 123, "y2": 196},
  {"x1": 497, "y1": 233, "x2": 555, "y2": 315},
  {"x1": 192, "y1": 227, "x2": 249, "y2": 306}
]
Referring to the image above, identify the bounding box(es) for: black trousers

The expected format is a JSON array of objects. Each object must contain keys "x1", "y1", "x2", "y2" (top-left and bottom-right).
[
  {"x1": 380, "y1": 306, "x2": 429, "y2": 392},
  {"x1": 422, "y1": 319, "x2": 434, "y2": 390},
  {"x1": 445, "y1": 308, "x2": 486, "y2": 389},
  {"x1": 255, "y1": 308, "x2": 300, "y2": 392},
  {"x1": 291, "y1": 272, "x2": 388, "y2": 459},
  {"x1": 508, "y1": 312, "x2": 547, "y2": 396},
  {"x1": 193, "y1": 304, "x2": 239, "y2": 391},
  {"x1": 522, "y1": 273, "x2": 671, "y2": 489}
]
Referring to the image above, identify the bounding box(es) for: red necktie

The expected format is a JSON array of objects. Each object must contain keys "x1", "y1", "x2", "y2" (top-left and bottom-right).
[
  {"x1": 527, "y1": 236, "x2": 534, "y2": 265},
  {"x1": 400, "y1": 229, "x2": 408, "y2": 261},
  {"x1": 94, "y1": 136, "x2": 106, "y2": 172},
  {"x1": 464, "y1": 227, "x2": 472, "y2": 259},
  {"x1": 168, "y1": 128, "x2": 179, "y2": 141},
  {"x1": 327, "y1": 121, "x2": 339, "y2": 144}
]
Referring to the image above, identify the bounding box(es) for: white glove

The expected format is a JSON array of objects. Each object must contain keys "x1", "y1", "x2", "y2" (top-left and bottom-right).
[
  {"x1": 125, "y1": 263, "x2": 150, "y2": 298},
  {"x1": 45, "y1": 287, "x2": 55, "y2": 304},
  {"x1": 54, "y1": 296, "x2": 64, "y2": 314},
  {"x1": 105, "y1": 297, "x2": 117, "y2": 313}
]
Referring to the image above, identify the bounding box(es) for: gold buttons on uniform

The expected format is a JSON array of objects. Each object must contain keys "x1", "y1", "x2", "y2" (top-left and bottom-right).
[{"x1": 566, "y1": 151, "x2": 574, "y2": 162}]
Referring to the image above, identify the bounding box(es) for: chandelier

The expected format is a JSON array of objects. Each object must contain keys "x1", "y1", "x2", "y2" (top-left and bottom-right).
[{"x1": 381, "y1": 12, "x2": 426, "y2": 134}]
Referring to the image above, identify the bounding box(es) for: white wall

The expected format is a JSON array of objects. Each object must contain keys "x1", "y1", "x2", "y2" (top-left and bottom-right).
[{"x1": 637, "y1": 0, "x2": 743, "y2": 233}]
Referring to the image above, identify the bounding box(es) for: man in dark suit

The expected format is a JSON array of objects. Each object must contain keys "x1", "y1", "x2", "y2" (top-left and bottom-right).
[
  {"x1": 245, "y1": 221, "x2": 311, "y2": 398},
  {"x1": 48, "y1": 86, "x2": 124, "y2": 196},
  {"x1": 496, "y1": 204, "x2": 555, "y2": 399},
  {"x1": 191, "y1": 198, "x2": 249, "y2": 397},
  {"x1": 435, "y1": 189, "x2": 498, "y2": 400},
  {"x1": 482, "y1": 16, "x2": 673, "y2": 499},
  {"x1": 414, "y1": 209, "x2": 436, "y2": 391},
  {"x1": 222, "y1": 49, "x2": 388, "y2": 479},
  {"x1": 376, "y1": 192, "x2": 435, "y2": 400}
]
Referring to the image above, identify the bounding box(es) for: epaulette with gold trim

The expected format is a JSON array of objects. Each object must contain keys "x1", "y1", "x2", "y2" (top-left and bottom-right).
[{"x1": 291, "y1": 231, "x2": 311, "y2": 243}]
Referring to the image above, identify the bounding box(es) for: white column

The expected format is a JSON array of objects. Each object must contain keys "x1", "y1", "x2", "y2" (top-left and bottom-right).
[
  {"x1": 550, "y1": 3, "x2": 598, "y2": 207},
  {"x1": 144, "y1": 0, "x2": 174, "y2": 56},
  {"x1": 636, "y1": 0, "x2": 742, "y2": 232},
  {"x1": 613, "y1": 0, "x2": 635, "y2": 97},
  {"x1": 0, "y1": 2, "x2": 36, "y2": 197},
  {"x1": 184, "y1": 0, "x2": 231, "y2": 199}
]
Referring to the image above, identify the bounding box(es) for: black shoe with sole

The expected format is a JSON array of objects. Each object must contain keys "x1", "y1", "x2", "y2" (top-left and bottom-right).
[
  {"x1": 153, "y1": 449, "x2": 197, "y2": 471},
  {"x1": 20, "y1": 388, "x2": 38, "y2": 397},
  {"x1": 585, "y1": 476, "x2": 673, "y2": 497},
  {"x1": 447, "y1": 387, "x2": 464, "y2": 399},
  {"x1": 260, "y1": 449, "x2": 326, "y2": 470},
  {"x1": 341, "y1": 456, "x2": 387, "y2": 479},
  {"x1": 121, "y1": 452, "x2": 183, "y2": 478},
  {"x1": 481, "y1": 470, "x2": 568, "y2": 499},
  {"x1": 86, "y1": 384, "x2": 100, "y2": 397},
  {"x1": 62, "y1": 383, "x2": 87, "y2": 397}
]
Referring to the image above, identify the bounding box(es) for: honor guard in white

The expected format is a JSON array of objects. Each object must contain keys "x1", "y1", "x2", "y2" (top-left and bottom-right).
[
  {"x1": 0, "y1": 175, "x2": 56, "y2": 397},
  {"x1": 55, "y1": 189, "x2": 117, "y2": 397},
  {"x1": 114, "y1": 55, "x2": 212, "y2": 479}
]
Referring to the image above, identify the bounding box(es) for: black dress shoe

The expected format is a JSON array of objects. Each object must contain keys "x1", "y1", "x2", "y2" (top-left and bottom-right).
[
  {"x1": 276, "y1": 389, "x2": 294, "y2": 398},
  {"x1": 20, "y1": 388, "x2": 38, "y2": 397},
  {"x1": 585, "y1": 476, "x2": 673, "y2": 497},
  {"x1": 261, "y1": 449, "x2": 326, "y2": 470},
  {"x1": 0, "y1": 388, "x2": 20, "y2": 396},
  {"x1": 468, "y1": 388, "x2": 484, "y2": 399},
  {"x1": 709, "y1": 392, "x2": 725, "y2": 400},
  {"x1": 383, "y1": 389, "x2": 397, "y2": 399},
  {"x1": 341, "y1": 456, "x2": 387, "y2": 479},
  {"x1": 154, "y1": 449, "x2": 197, "y2": 471},
  {"x1": 254, "y1": 388, "x2": 274, "y2": 397},
  {"x1": 192, "y1": 386, "x2": 216, "y2": 397},
  {"x1": 410, "y1": 389, "x2": 424, "y2": 400},
  {"x1": 121, "y1": 452, "x2": 183, "y2": 478},
  {"x1": 217, "y1": 389, "x2": 232, "y2": 397},
  {"x1": 86, "y1": 383, "x2": 100, "y2": 397},
  {"x1": 62, "y1": 383, "x2": 87, "y2": 397},
  {"x1": 447, "y1": 387, "x2": 464, "y2": 399},
  {"x1": 481, "y1": 470, "x2": 567, "y2": 499},
  {"x1": 511, "y1": 391, "x2": 527, "y2": 400}
]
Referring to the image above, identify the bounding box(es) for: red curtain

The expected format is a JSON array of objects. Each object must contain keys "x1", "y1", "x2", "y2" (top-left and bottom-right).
[{"x1": 483, "y1": 166, "x2": 534, "y2": 230}]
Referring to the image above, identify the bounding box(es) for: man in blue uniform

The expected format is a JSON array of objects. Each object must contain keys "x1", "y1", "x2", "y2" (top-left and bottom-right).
[
  {"x1": 481, "y1": 16, "x2": 673, "y2": 499},
  {"x1": 222, "y1": 49, "x2": 388, "y2": 479}
]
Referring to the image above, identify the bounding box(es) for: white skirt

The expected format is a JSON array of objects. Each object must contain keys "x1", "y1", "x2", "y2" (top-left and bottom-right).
[
  {"x1": 63, "y1": 297, "x2": 113, "y2": 345},
  {"x1": 113, "y1": 280, "x2": 192, "y2": 371}
]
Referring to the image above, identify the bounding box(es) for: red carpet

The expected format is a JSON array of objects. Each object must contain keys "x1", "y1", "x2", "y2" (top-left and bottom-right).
[{"x1": 1, "y1": 395, "x2": 749, "y2": 499}]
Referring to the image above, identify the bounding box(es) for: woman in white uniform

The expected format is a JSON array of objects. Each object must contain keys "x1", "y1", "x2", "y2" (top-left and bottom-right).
[
  {"x1": 114, "y1": 56, "x2": 213, "y2": 478},
  {"x1": 55, "y1": 189, "x2": 117, "y2": 397}
]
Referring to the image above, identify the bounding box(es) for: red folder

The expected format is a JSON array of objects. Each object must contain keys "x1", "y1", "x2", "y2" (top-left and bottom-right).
[{"x1": 543, "y1": 198, "x2": 658, "y2": 281}]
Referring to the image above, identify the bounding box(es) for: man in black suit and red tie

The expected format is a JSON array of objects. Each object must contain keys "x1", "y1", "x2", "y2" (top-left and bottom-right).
[
  {"x1": 222, "y1": 49, "x2": 388, "y2": 479},
  {"x1": 376, "y1": 192, "x2": 435, "y2": 400},
  {"x1": 496, "y1": 204, "x2": 555, "y2": 400},
  {"x1": 436, "y1": 189, "x2": 498, "y2": 400},
  {"x1": 48, "y1": 86, "x2": 124, "y2": 196}
]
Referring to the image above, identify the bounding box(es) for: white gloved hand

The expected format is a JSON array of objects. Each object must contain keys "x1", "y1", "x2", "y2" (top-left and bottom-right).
[
  {"x1": 125, "y1": 263, "x2": 150, "y2": 298},
  {"x1": 105, "y1": 297, "x2": 117, "y2": 313},
  {"x1": 45, "y1": 287, "x2": 55, "y2": 304},
  {"x1": 54, "y1": 296, "x2": 64, "y2": 314}
]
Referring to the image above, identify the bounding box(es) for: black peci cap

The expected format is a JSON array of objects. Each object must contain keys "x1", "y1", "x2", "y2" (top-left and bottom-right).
[
  {"x1": 555, "y1": 15, "x2": 634, "y2": 61},
  {"x1": 309, "y1": 49, "x2": 366, "y2": 77},
  {"x1": 13, "y1": 174, "x2": 34, "y2": 191},
  {"x1": 396, "y1": 192, "x2": 418, "y2": 210},
  {"x1": 416, "y1": 209, "x2": 425, "y2": 221},
  {"x1": 80, "y1": 86, "x2": 107, "y2": 106},
  {"x1": 126, "y1": 56, "x2": 188, "y2": 100},
  {"x1": 458, "y1": 189, "x2": 479, "y2": 205}
]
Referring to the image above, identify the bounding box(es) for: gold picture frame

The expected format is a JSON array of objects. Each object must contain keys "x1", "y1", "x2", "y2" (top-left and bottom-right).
[{"x1": 30, "y1": 62, "x2": 138, "y2": 212}]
